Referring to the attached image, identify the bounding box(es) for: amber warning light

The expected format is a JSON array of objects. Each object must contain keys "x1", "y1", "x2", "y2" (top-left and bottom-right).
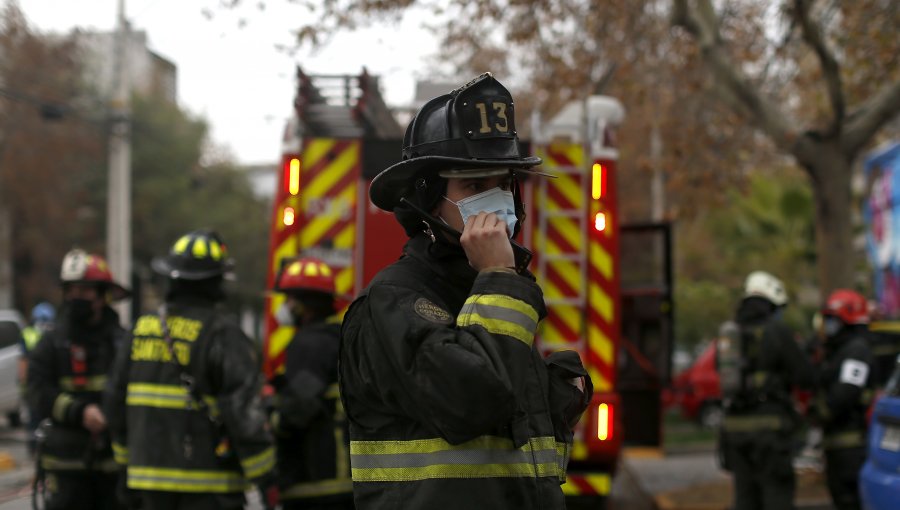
[
  {"x1": 597, "y1": 403, "x2": 612, "y2": 440},
  {"x1": 283, "y1": 207, "x2": 296, "y2": 226},
  {"x1": 288, "y1": 158, "x2": 301, "y2": 196}
]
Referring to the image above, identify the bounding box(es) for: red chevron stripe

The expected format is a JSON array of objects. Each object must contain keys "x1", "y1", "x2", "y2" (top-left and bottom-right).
[
  {"x1": 546, "y1": 262, "x2": 578, "y2": 298},
  {"x1": 303, "y1": 140, "x2": 354, "y2": 183},
  {"x1": 545, "y1": 145, "x2": 575, "y2": 168},
  {"x1": 567, "y1": 475, "x2": 597, "y2": 495},
  {"x1": 546, "y1": 181, "x2": 575, "y2": 211},
  {"x1": 546, "y1": 308, "x2": 579, "y2": 342},
  {"x1": 546, "y1": 222, "x2": 578, "y2": 255}
]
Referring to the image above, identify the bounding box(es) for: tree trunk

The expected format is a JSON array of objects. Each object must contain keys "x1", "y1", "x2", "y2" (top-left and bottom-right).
[{"x1": 805, "y1": 140, "x2": 855, "y2": 296}]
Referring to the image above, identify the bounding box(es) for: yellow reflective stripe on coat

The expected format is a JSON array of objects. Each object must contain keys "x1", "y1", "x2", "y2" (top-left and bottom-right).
[
  {"x1": 282, "y1": 478, "x2": 353, "y2": 500},
  {"x1": 350, "y1": 435, "x2": 561, "y2": 482},
  {"x1": 823, "y1": 430, "x2": 866, "y2": 449},
  {"x1": 112, "y1": 442, "x2": 128, "y2": 465},
  {"x1": 22, "y1": 327, "x2": 41, "y2": 351},
  {"x1": 127, "y1": 466, "x2": 249, "y2": 493},
  {"x1": 126, "y1": 383, "x2": 219, "y2": 416},
  {"x1": 59, "y1": 375, "x2": 108, "y2": 392},
  {"x1": 41, "y1": 455, "x2": 119, "y2": 473},
  {"x1": 241, "y1": 447, "x2": 276, "y2": 479},
  {"x1": 324, "y1": 383, "x2": 340, "y2": 400},
  {"x1": 722, "y1": 415, "x2": 785, "y2": 432},
  {"x1": 457, "y1": 294, "x2": 539, "y2": 346},
  {"x1": 52, "y1": 393, "x2": 74, "y2": 422}
]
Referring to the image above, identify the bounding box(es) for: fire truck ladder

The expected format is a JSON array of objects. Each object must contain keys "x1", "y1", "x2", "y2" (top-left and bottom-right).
[
  {"x1": 293, "y1": 67, "x2": 403, "y2": 139},
  {"x1": 535, "y1": 159, "x2": 589, "y2": 343}
]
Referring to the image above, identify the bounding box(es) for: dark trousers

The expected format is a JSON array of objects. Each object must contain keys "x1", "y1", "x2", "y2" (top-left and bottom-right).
[
  {"x1": 283, "y1": 498, "x2": 355, "y2": 510},
  {"x1": 724, "y1": 433, "x2": 796, "y2": 510},
  {"x1": 44, "y1": 471, "x2": 122, "y2": 510},
  {"x1": 824, "y1": 447, "x2": 865, "y2": 510},
  {"x1": 137, "y1": 490, "x2": 245, "y2": 510}
]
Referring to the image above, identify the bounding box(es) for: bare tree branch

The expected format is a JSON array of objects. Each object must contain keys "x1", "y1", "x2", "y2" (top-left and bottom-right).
[
  {"x1": 794, "y1": 0, "x2": 844, "y2": 133},
  {"x1": 842, "y1": 80, "x2": 900, "y2": 156},
  {"x1": 672, "y1": 0, "x2": 799, "y2": 153}
]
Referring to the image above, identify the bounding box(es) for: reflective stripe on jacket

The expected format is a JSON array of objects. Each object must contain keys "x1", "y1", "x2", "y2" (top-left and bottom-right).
[
  {"x1": 104, "y1": 302, "x2": 275, "y2": 493},
  {"x1": 339, "y1": 235, "x2": 590, "y2": 510}
]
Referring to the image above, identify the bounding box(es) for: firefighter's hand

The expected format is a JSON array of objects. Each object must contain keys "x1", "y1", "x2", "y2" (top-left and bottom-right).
[
  {"x1": 460, "y1": 212, "x2": 515, "y2": 271},
  {"x1": 82, "y1": 404, "x2": 107, "y2": 433}
]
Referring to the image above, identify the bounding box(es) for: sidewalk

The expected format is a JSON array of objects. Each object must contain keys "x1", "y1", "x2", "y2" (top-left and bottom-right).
[{"x1": 619, "y1": 446, "x2": 835, "y2": 510}]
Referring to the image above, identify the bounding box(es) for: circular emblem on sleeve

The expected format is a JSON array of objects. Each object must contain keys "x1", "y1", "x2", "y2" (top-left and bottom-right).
[{"x1": 413, "y1": 298, "x2": 454, "y2": 325}]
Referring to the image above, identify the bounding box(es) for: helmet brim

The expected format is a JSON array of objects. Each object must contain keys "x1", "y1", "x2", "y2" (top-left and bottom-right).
[
  {"x1": 369, "y1": 155, "x2": 543, "y2": 211},
  {"x1": 151, "y1": 255, "x2": 230, "y2": 281}
]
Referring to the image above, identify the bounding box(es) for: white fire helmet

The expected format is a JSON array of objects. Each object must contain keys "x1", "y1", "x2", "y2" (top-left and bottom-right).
[{"x1": 744, "y1": 270, "x2": 788, "y2": 306}]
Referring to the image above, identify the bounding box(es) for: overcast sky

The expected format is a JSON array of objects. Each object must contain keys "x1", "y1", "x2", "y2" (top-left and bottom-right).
[{"x1": 18, "y1": 0, "x2": 438, "y2": 164}]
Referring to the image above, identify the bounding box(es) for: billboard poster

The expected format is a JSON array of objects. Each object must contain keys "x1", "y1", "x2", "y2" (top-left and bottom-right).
[{"x1": 864, "y1": 142, "x2": 900, "y2": 317}]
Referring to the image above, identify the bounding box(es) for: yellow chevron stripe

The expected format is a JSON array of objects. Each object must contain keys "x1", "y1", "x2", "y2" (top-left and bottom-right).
[
  {"x1": 553, "y1": 305, "x2": 581, "y2": 336},
  {"x1": 334, "y1": 223, "x2": 355, "y2": 250},
  {"x1": 590, "y1": 241, "x2": 613, "y2": 281},
  {"x1": 303, "y1": 139, "x2": 336, "y2": 170},
  {"x1": 273, "y1": 237, "x2": 298, "y2": 275},
  {"x1": 538, "y1": 316, "x2": 569, "y2": 344},
  {"x1": 301, "y1": 186, "x2": 356, "y2": 249},
  {"x1": 269, "y1": 292, "x2": 286, "y2": 314},
  {"x1": 562, "y1": 473, "x2": 611, "y2": 496},
  {"x1": 543, "y1": 272, "x2": 567, "y2": 300},
  {"x1": 549, "y1": 173, "x2": 583, "y2": 210},
  {"x1": 269, "y1": 325, "x2": 295, "y2": 360},
  {"x1": 590, "y1": 281, "x2": 613, "y2": 323},
  {"x1": 336, "y1": 267, "x2": 353, "y2": 296},
  {"x1": 304, "y1": 143, "x2": 359, "y2": 200},
  {"x1": 588, "y1": 364, "x2": 611, "y2": 392},
  {"x1": 549, "y1": 259, "x2": 581, "y2": 297},
  {"x1": 548, "y1": 215, "x2": 582, "y2": 253},
  {"x1": 570, "y1": 439, "x2": 588, "y2": 461},
  {"x1": 588, "y1": 323, "x2": 615, "y2": 369},
  {"x1": 558, "y1": 143, "x2": 585, "y2": 168}
]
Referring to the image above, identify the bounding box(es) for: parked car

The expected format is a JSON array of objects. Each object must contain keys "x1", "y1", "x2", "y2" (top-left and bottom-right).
[
  {"x1": 0, "y1": 309, "x2": 24, "y2": 427},
  {"x1": 861, "y1": 354, "x2": 900, "y2": 510},
  {"x1": 665, "y1": 342, "x2": 723, "y2": 428}
]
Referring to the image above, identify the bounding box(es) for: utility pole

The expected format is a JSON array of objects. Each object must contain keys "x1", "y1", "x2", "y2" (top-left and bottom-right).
[{"x1": 107, "y1": 0, "x2": 131, "y2": 325}]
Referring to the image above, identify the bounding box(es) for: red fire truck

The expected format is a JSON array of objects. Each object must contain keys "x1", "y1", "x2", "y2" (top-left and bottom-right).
[{"x1": 263, "y1": 69, "x2": 673, "y2": 508}]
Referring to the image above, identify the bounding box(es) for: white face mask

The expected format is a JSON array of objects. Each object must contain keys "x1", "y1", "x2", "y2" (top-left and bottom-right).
[
  {"x1": 275, "y1": 303, "x2": 294, "y2": 327},
  {"x1": 444, "y1": 187, "x2": 517, "y2": 238}
]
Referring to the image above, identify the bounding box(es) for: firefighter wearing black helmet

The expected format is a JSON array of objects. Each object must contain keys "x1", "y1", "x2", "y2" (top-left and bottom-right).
[
  {"x1": 105, "y1": 230, "x2": 278, "y2": 510},
  {"x1": 339, "y1": 73, "x2": 593, "y2": 510},
  {"x1": 28, "y1": 249, "x2": 130, "y2": 510}
]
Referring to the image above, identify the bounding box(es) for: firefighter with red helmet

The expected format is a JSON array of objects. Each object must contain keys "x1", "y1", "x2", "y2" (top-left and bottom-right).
[
  {"x1": 104, "y1": 230, "x2": 277, "y2": 510},
  {"x1": 339, "y1": 73, "x2": 592, "y2": 509},
  {"x1": 812, "y1": 289, "x2": 876, "y2": 510},
  {"x1": 271, "y1": 257, "x2": 353, "y2": 510},
  {"x1": 27, "y1": 249, "x2": 130, "y2": 509}
]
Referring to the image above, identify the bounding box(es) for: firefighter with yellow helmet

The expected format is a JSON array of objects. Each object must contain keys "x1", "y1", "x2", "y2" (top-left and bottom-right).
[
  {"x1": 105, "y1": 230, "x2": 277, "y2": 510},
  {"x1": 717, "y1": 270, "x2": 814, "y2": 510},
  {"x1": 271, "y1": 257, "x2": 353, "y2": 509},
  {"x1": 339, "y1": 73, "x2": 592, "y2": 509},
  {"x1": 27, "y1": 248, "x2": 130, "y2": 509}
]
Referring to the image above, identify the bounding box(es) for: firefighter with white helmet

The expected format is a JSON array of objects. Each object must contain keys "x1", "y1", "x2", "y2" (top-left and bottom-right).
[
  {"x1": 271, "y1": 257, "x2": 353, "y2": 510},
  {"x1": 812, "y1": 289, "x2": 875, "y2": 510},
  {"x1": 27, "y1": 248, "x2": 130, "y2": 509},
  {"x1": 717, "y1": 270, "x2": 814, "y2": 510},
  {"x1": 339, "y1": 73, "x2": 592, "y2": 510},
  {"x1": 105, "y1": 230, "x2": 277, "y2": 510}
]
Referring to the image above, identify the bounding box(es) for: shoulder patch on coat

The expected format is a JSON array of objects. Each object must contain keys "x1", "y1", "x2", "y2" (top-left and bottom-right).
[
  {"x1": 413, "y1": 298, "x2": 453, "y2": 325},
  {"x1": 839, "y1": 359, "x2": 869, "y2": 387}
]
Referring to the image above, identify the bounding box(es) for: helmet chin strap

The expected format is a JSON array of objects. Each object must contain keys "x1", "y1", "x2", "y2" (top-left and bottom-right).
[{"x1": 399, "y1": 197, "x2": 533, "y2": 274}]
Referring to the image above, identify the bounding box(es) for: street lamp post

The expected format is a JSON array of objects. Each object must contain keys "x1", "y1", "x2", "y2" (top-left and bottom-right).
[{"x1": 107, "y1": 0, "x2": 132, "y2": 325}]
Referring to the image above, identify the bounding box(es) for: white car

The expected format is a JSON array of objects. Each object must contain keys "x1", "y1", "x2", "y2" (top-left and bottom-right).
[{"x1": 0, "y1": 309, "x2": 25, "y2": 427}]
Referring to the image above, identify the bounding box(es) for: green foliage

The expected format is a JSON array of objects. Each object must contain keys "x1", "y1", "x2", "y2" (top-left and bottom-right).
[
  {"x1": 129, "y1": 94, "x2": 269, "y2": 311},
  {"x1": 675, "y1": 170, "x2": 817, "y2": 348}
]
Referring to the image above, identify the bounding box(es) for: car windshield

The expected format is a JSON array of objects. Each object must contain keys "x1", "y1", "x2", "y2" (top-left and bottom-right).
[{"x1": 887, "y1": 356, "x2": 900, "y2": 397}]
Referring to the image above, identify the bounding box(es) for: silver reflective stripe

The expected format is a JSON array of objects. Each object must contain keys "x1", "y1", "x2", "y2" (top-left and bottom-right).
[{"x1": 351, "y1": 443, "x2": 559, "y2": 469}]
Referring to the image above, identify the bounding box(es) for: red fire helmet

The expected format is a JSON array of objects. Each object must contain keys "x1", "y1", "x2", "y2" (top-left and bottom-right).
[
  {"x1": 822, "y1": 289, "x2": 869, "y2": 325},
  {"x1": 60, "y1": 249, "x2": 130, "y2": 300},
  {"x1": 274, "y1": 257, "x2": 335, "y2": 296}
]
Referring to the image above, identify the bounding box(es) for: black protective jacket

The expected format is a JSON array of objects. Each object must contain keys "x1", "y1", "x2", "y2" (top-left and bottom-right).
[
  {"x1": 274, "y1": 318, "x2": 353, "y2": 504},
  {"x1": 28, "y1": 306, "x2": 125, "y2": 473},
  {"x1": 104, "y1": 297, "x2": 274, "y2": 494},
  {"x1": 339, "y1": 234, "x2": 591, "y2": 510},
  {"x1": 722, "y1": 298, "x2": 814, "y2": 435},
  {"x1": 814, "y1": 329, "x2": 876, "y2": 449}
]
